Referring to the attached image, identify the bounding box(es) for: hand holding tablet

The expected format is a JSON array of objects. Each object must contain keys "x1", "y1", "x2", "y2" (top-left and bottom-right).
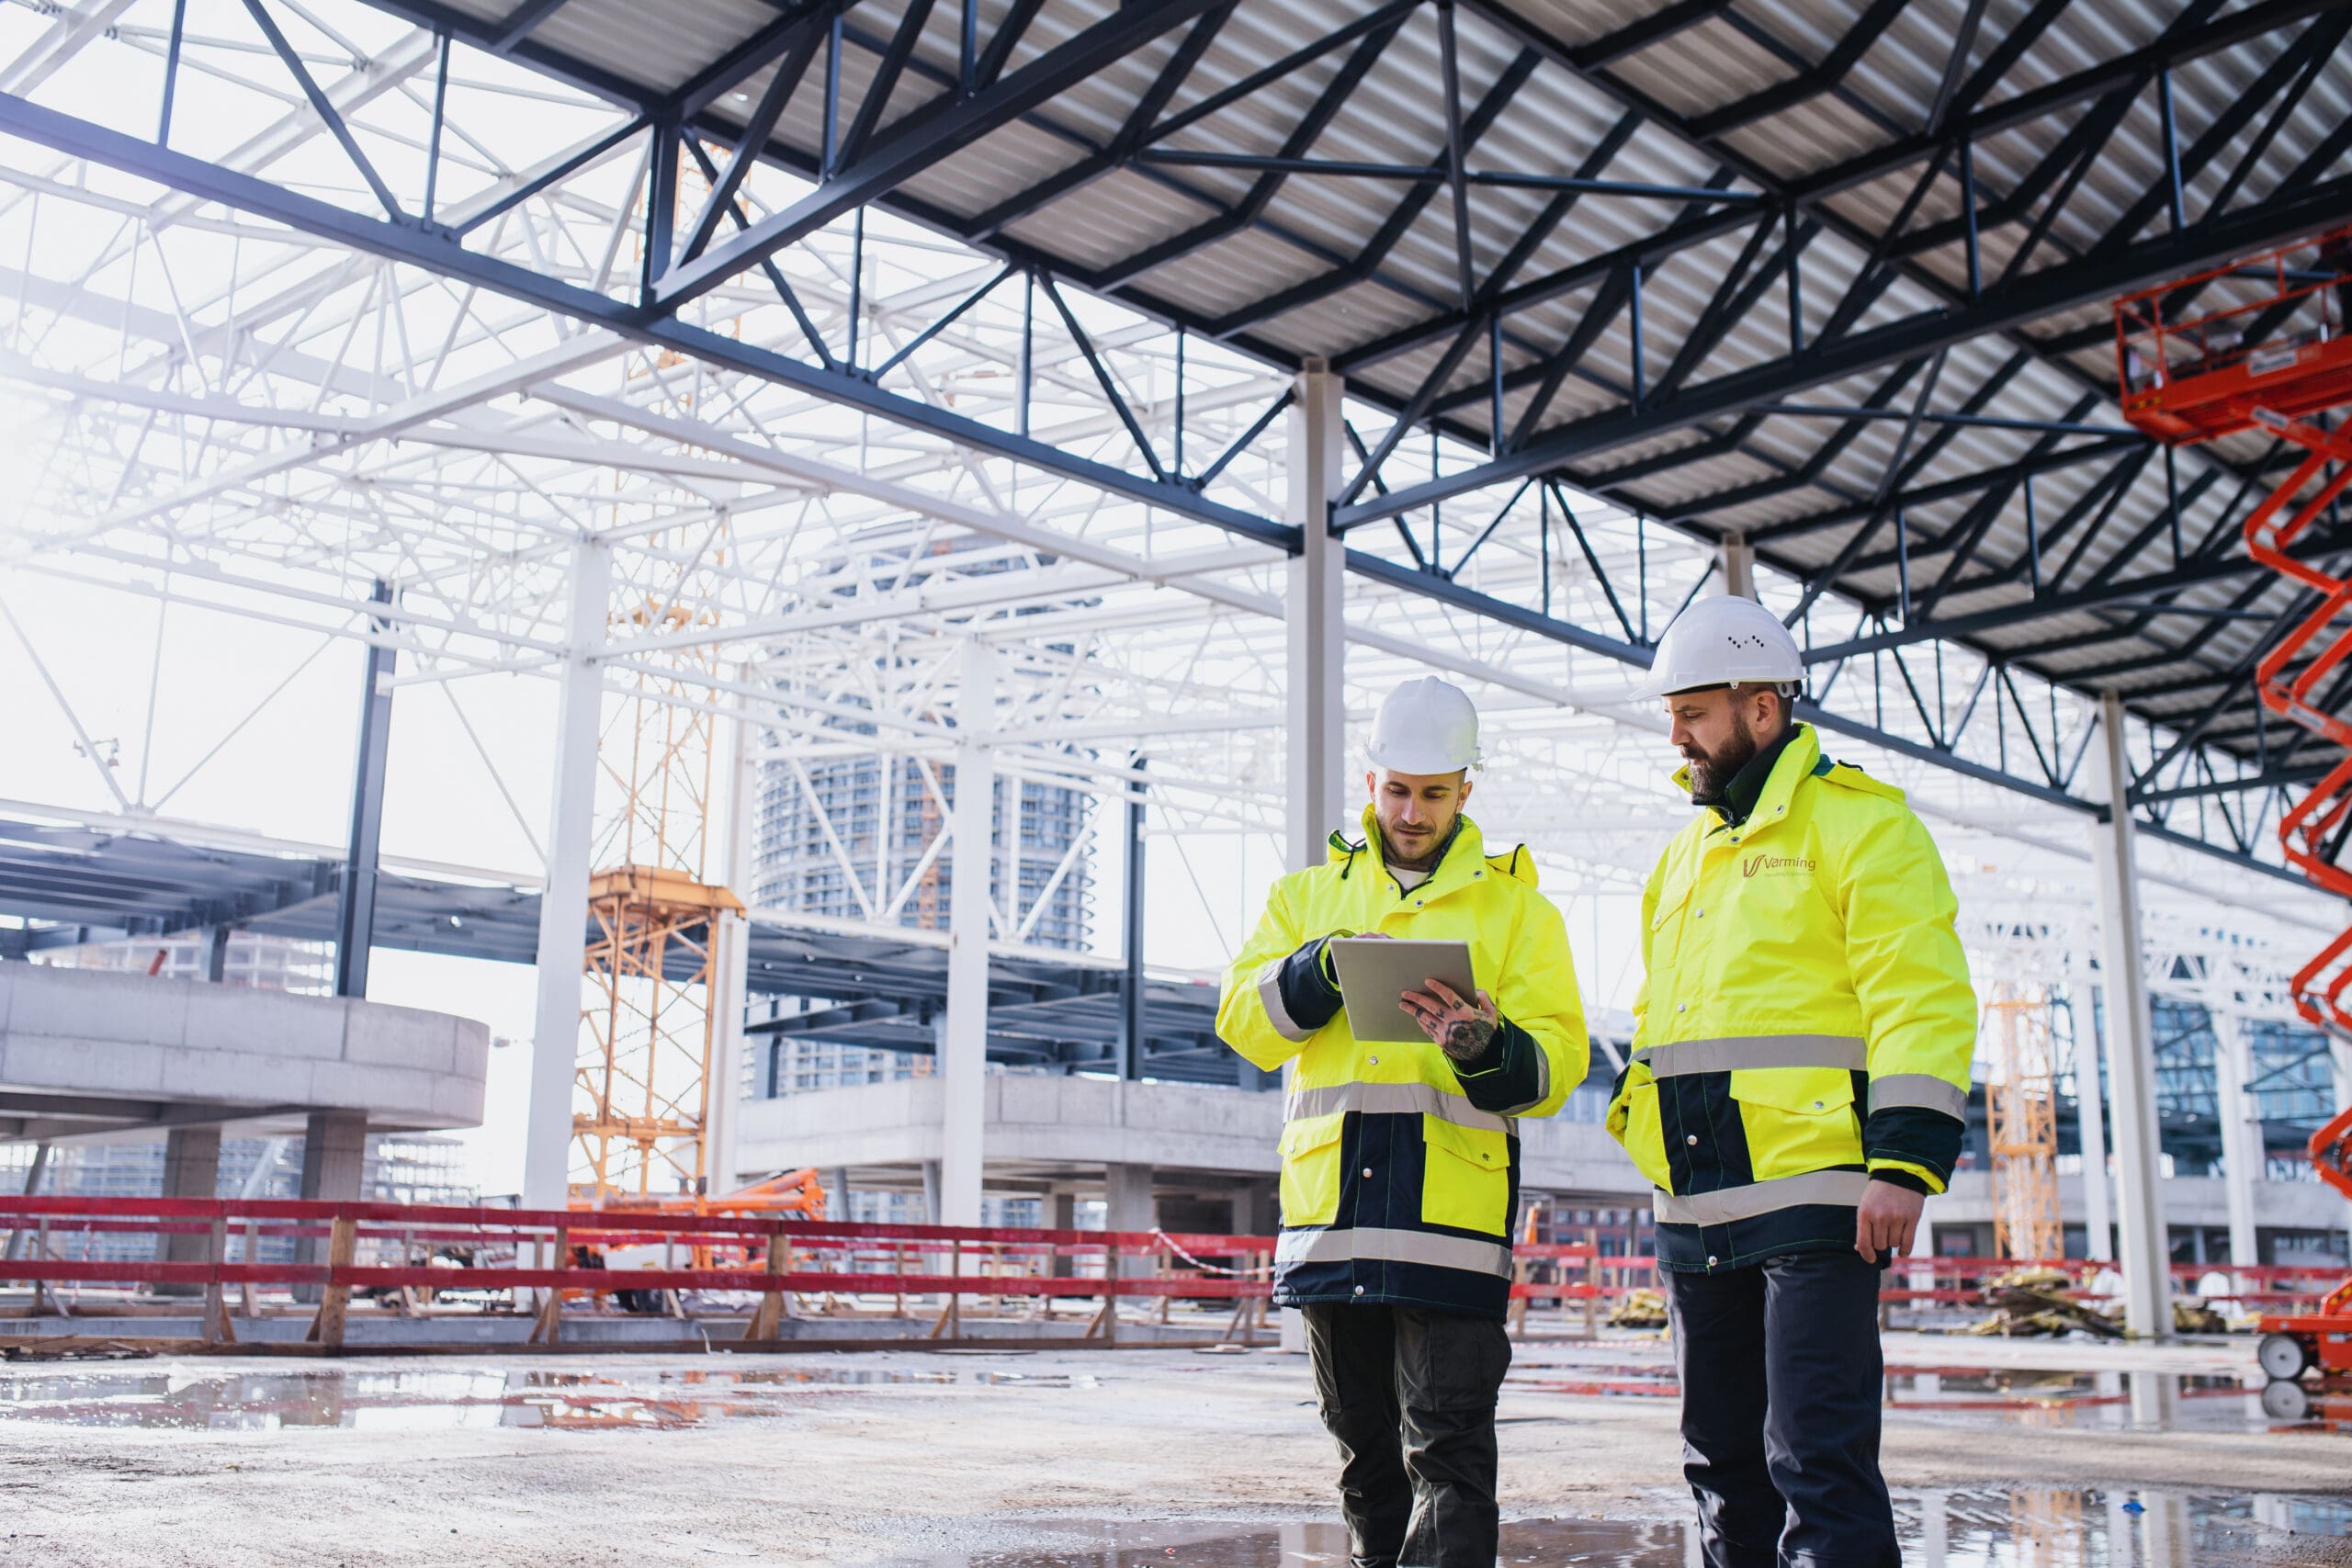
[{"x1": 1326, "y1": 936, "x2": 1480, "y2": 1044}]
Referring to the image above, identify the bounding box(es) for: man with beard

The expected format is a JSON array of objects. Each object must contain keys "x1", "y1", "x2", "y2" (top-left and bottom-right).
[
  {"x1": 1217, "y1": 675, "x2": 1585, "y2": 1568},
  {"x1": 1607, "y1": 595, "x2": 1975, "y2": 1568}
]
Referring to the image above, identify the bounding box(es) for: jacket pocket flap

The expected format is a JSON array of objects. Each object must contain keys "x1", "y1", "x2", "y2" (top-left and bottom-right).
[
  {"x1": 1278, "y1": 1111, "x2": 1345, "y2": 1159},
  {"x1": 1727, "y1": 1066, "x2": 1856, "y2": 1115},
  {"x1": 1420, "y1": 1112, "x2": 1508, "y2": 1172}
]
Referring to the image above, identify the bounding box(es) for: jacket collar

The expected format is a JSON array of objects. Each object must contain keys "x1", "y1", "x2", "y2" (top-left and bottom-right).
[
  {"x1": 1336, "y1": 804, "x2": 1490, "y2": 897},
  {"x1": 1671, "y1": 723, "x2": 1820, "y2": 833}
]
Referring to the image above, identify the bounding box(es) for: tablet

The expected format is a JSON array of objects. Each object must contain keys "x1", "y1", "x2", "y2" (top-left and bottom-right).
[{"x1": 1327, "y1": 938, "x2": 1478, "y2": 1043}]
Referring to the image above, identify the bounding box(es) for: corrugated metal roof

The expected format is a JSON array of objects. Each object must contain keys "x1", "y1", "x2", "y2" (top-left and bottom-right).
[{"x1": 371, "y1": 0, "x2": 2352, "y2": 771}]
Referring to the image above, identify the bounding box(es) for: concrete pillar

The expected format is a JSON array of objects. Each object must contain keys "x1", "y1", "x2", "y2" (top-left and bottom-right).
[
  {"x1": 1285, "y1": 360, "x2": 1347, "y2": 877},
  {"x1": 299, "y1": 1111, "x2": 368, "y2": 1202},
  {"x1": 826, "y1": 1168, "x2": 851, "y2": 1224},
  {"x1": 2209, "y1": 1009, "x2": 2263, "y2": 1280},
  {"x1": 154, "y1": 1126, "x2": 222, "y2": 1291},
  {"x1": 524, "y1": 539, "x2": 609, "y2": 1212},
  {"x1": 2071, "y1": 963, "x2": 2114, "y2": 1262},
  {"x1": 1104, "y1": 1162, "x2": 1155, "y2": 1280},
  {"x1": 1049, "y1": 1190, "x2": 1077, "y2": 1278},
  {"x1": 203, "y1": 925, "x2": 232, "y2": 984},
  {"x1": 2090, "y1": 691, "x2": 2170, "y2": 1338},
  {"x1": 703, "y1": 688, "x2": 757, "y2": 1200},
  {"x1": 921, "y1": 1159, "x2": 943, "y2": 1224},
  {"x1": 295, "y1": 1110, "x2": 368, "y2": 1297},
  {"x1": 938, "y1": 639, "x2": 997, "y2": 1230},
  {"x1": 1721, "y1": 532, "x2": 1756, "y2": 599}
]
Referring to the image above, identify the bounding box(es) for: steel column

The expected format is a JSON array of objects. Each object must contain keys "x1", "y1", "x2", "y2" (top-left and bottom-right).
[
  {"x1": 938, "y1": 638, "x2": 997, "y2": 1229},
  {"x1": 703, "y1": 679, "x2": 758, "y2": 1197},
  {"x1": 523, "y1": 539, "x2": 609, "y2": 1212},
  {"x1": 2090, "y1": 691, "x2": 2171, "y2": 1339},
  {"x1": 1287, "y1": 361, "x2": 1347, "y2": 874},
  {"x1": 1122, "y1": 757, "x2": 1148, "y2": 1082},
  {"x1": 331, "y1": 578, "x2": 396, "y2": 999},
  {"x1": 2208, "y1": 1008, "x2": 2263, "y2": 1280},
  {"x1": 2072, "y1": 956, "x2": 2114, "y2": 1263}
]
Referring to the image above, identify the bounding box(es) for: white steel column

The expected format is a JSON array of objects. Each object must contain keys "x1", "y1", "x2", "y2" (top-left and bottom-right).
[
  {"x1": 1281, "y1": 362, "x2": 1343, "y2": 1356},
  {"x1": 938, "y1": 639, "x2": 998, "y2": 1229},
  {"x1": 2071, "y1": 957, "x2": 2114, "y2": 1262},
  {"x1": 2090, "y1": 691, "x2": 2171, "y2": 1339},
  {"x1": 523, "y1": 539, "x2": 609, "y2": 1212},
  {"x1": 1721, "y1": 533, "x2": 1756, "y2": 599},
  {"x1": 704, "y1": 688, "x2": 757, "y2": 1198},
  {"x1": 2209, "y1": 1009, "x2": 2263, "y2": 1283},
  {"x1": 1285, "y1": 359, "x2": 1346, "y2": 875}
]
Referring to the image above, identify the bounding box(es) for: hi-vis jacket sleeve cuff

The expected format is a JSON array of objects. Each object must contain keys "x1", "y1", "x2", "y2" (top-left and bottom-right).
[
  {"x1": 1863, "y1": 1100, "x2": 1962, "y2": 1179},
  {"x1": 1254, "y1": 938, "x2": 1344, "y2": 1043},
  {"x1": 1450, "y1": 1017, "x2": 1547, "y2": 1114},
  {"x1": 1866, "y1": 1161, "x2": 1942, "y2": 1196}
]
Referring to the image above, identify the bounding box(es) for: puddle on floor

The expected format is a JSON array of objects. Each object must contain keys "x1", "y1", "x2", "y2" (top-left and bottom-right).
[
  {"x1": 0, "y1": 1361, "x2": 1098, "y2": 1431},
  {"x1": 1506, "y1": 1356, "x2": 2352, "y2": 1438},
  {"x1": 892, "y1": 1491, "x2": 2352, "y2": 1566}
]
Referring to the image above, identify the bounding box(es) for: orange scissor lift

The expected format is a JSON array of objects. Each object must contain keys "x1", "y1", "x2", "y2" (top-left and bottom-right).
[{"x1": 2112, "y1": 227, "x2": 2352, "y2": 1381}]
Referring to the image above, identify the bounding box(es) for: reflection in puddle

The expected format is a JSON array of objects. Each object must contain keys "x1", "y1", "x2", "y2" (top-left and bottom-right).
[
  {"x1": 0, "y1": 1362, "x2": 1096, "y2": 1432},
  {"x1": 1508, "y1": 1355, "x2": 2352, "y2": 1437},
  {"x1": 902, "y1": 1492, "x2": 2352, "y2": 1567}
]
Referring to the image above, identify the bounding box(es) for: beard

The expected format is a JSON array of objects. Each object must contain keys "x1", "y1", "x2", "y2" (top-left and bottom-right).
[
  {"x1": 1377, "y1": 810, "x2": 1458, "y2": 873},
  {"x1": 1683, "y1": 709, "x2": 1758, "y2": 801}
]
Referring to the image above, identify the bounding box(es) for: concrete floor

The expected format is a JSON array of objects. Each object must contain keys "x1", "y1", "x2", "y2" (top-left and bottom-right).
[{"x1": 0, "y1": 1332, "x2": 2343, "y2": 1566}]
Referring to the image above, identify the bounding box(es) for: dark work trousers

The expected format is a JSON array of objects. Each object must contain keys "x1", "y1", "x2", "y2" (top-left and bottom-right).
[
  {"x1": 1301, "y1": 1303, "x2": 1512, "y2": 1568},
  {"x1": 1661, "y1": 1250, "x2": 1898, "y2": 1568}
]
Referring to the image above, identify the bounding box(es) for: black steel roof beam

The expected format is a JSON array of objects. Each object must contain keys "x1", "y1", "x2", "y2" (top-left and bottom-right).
[
  {"x1": 1799, "y1": 527, "x2": 2352, "y2": 667},
  {"x1": 972, "y1": 0, "x2": 1047, "y2": 92},
  {"x1": 835, "y1": 0, "x2": 939, "y2": 169},
  {"x1": 962, "y1": 3, "x2": 1236, "y2": 243},
  {"x1": 1082, "y1": 13, "x2": 1408, "y2": 296},
  {"x1": 1683, "y1": 0, "x2": 1910, "y2": 141},
  {"x1": 668, "y1": 1, "x2": 837, "y2": 122},
  {"x1": 1338, "y1": 168, "x2": 2352, "y2": 526},
  {"x1": 650, "y1": 0, "x2": 1228, "y2": 311},
  {"x1": 1201, "y1": 47, "x2": 1545, "y2": 338},
  {"x1": 1890, "y1": 74, "x2": 2138, "y2": 266},
  {"x1": 1385, "y1": 0, "x2": 2331, "y2": 528}
]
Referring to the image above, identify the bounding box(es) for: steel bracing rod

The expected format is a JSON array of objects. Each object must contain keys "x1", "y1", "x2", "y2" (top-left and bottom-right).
[
  {"x1": 1337, "y1": 169, "x2": 2352, "y2": 526},
  {"x1": 239, "y1": 0, "x2": 406, "y2": 221},
  {"x1": 675, "y1": 23, "x2": 828, "y2": 266},
  {"x1": 1352, "y1": 0, "x2": 2340, "y2": 519},
  {"x1": 0, "y1": 92, "x2": 1294, "y2": 552},
  {"x1": 651, "y1": 0, "x2": 1227, "y2": 310}
]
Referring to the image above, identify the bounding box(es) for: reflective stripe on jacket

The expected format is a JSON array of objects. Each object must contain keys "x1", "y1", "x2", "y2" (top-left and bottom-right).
[
  {"x1": 1216, "y1": 808, "x2": 1587, "y2": 1318},
  {"x1": 1606, "y1": 724, "x2": 1976, "y2": 1272}
]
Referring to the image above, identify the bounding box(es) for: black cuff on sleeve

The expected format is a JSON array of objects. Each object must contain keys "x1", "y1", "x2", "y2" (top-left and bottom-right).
[
  {"x1": 1863, "y1": 1105, "x2": 1963, "y2": 1189},
  {"x1": 1274, "y1": 938, "x2": 1345, "y2": 1034},
  {"x1": 1450, "y1": 1016, "x2": 1544, "y2": 1113},
  {"x1": 1868, "y1": 1168, "x2": 1935, "y2": 1196}
]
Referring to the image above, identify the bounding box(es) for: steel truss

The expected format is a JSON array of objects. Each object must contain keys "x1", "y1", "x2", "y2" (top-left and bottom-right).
[{"x1": 0, "y1": 0, "x2": 2345, "y2": 921}]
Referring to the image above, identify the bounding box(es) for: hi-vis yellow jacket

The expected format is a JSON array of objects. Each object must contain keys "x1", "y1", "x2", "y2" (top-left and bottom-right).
[
  {"x1": 1217, "y1": 807, "x2": 1585, "y2": 1318},
  {"x1": 1606, "y1": 724, "x2": 1976, "y2": 1272}
]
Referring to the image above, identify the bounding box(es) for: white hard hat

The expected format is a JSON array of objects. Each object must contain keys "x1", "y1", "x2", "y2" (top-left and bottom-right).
[
  {"x1": 1365, "y1": 676, "x2": 1480, "y2": 775},
  {"x1": 1634, "y1": 595, "x2": 1805, "y2": 700}
]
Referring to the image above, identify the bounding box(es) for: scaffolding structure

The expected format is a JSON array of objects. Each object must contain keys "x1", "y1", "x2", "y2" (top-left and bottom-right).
[
  {"x1": 1984, "y1": 986, "x2": 2064, "y2": 1264},
  {"x1": 571, "y1": 530, "x2": 745, "y2": 1206}
]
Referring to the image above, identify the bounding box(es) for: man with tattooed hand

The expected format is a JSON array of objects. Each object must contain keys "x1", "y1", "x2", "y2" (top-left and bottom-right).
[{"x1": 1217, "y1": 676, "x2": 1587, "y2": 1568}]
